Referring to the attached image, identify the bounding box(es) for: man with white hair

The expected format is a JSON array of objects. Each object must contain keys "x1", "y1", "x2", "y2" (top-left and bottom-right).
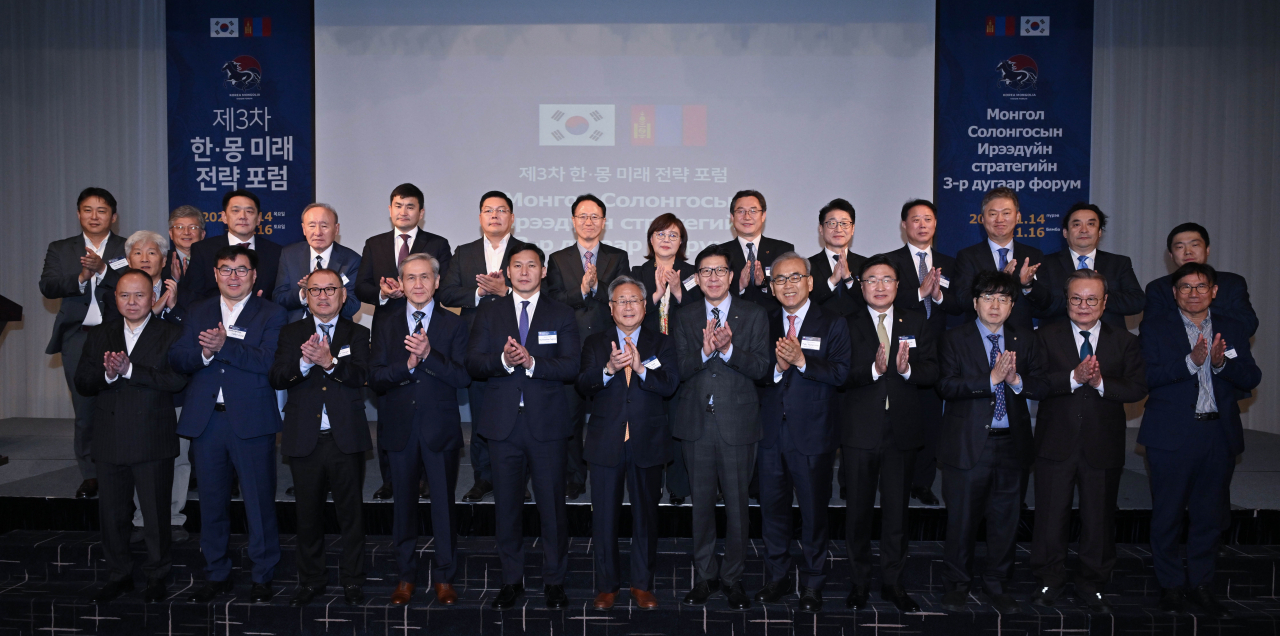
[{"x1": 274, "y1": 203, "x2": 362, "y2": 323}]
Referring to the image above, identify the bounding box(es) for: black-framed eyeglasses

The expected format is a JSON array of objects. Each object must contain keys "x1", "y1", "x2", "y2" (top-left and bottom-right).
[
  {"x1": 307, "y1": 286, "x2": 340, "y2": 297},
  {"x1": 698, "y1": 266, "x2": 731, "y2": 278},
  {"x1": 1176, "y1": 283, "x2": 1211, "y2": 295},
  {"x1": 770, "y1": 273, "x2": 810, "y2": 285},
  {"x1": 215, "y1": 266, "x2": 251, "y2": 277},
  {"x1": 823, "y1": 220, "x2": 852, "y2": 230}
]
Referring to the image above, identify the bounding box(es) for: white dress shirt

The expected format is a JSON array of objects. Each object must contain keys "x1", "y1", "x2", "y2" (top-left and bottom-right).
[
  {"x1": 202, "y1": 294, "x2": 252, "y2": 404},
  {"x1": 380, "y1": 227, "x2": 420, "y2": 305},
  {"x1": 476, "y1": 234, "x2": 512, "y2": 305},
  {"x1": 299, "y1": 315, "x2": 339, "y2": 430},
  {"x1": 1069, "y1": 248, "x2": 1098, "y2": 271},
  {"x1": 773, "y1": 299, "x2": 810, "y2": 382},
  {"x1": 1068, "y1": 320, "x2": 1105, "y2": 395},
  {"x1": 227, "y1": 233, "x2": 256, "y2": 250},
  {"x1": 603, "y1": 326, "x2": 648, "y2": 384},
  {"x1": 298, "y1": 244, "x2": 337, "y2": 303},
  {"x1": 907, "y1": 243, "x2": 944, "y2": 302},
  {"x1": 79, "y1": 234, "x2": 111, "y2": 327},
  {"x1": 105, "y1": 314, "x2": 152, "y2": 382},
  {"x1": 405, "y1": 299, "x2": 436, "y2": 376},
  {"x1": 736, "y1": 235, "x2": 764, "y2": 294},
  {"x1": 987, "y1": 238, "x2": 1033, "y2": 294},
  {"x1": 824, "y1": 248, "x2": 856, "y2": 291},
  {"x1": 868, "y1": 305, "x2": 912, "y2": 381}
]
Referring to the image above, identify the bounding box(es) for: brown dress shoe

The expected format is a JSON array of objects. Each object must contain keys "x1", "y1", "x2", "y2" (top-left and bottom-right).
[
  {"x1": 391, "y1": 581, "x2": 415, "y2": 605},
  {"x1": 434, "y1": 583, "x2": 457, "y2": 605},
  {"x1": 630, "y1": 588, "x2": 658, "y2": 609},
  {"x1": 593, "y1": 591, "x2": 617, "y2": 610}
]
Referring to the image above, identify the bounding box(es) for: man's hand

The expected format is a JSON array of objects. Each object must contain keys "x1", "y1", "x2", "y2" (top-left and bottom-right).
[
  {"x1": 874, "y1": 342, "x2": 889, "y2": 376},
  {"x1": 153, "y1": 279, "x2": 178, "y2": 315},
  {"x1": 476, "y1": 271, "x2": 507, "y2": 297},
  {"x1": 300, "y1": 333, "x2": 332, "y2": 367},
  {"x1": 199, "y1": 323, "x2": 227, "y2": 358},
  {"x1": 895, "y1": 340, "x2": 911, "y2": 375},
  {"x1": 580, "y1": 263, "x2": 598, "y2": 296},
  {"x1": 1087, "y1": 357, "x2": 1103, "y2": 388},
  {"x1": 701, "y1": 320, "x2": 717, "y2": 357},
  {"x1": 405, "y1": 331, "x2": 431, "y2": 367},
  {"x1": 606, "y1": 340, "x2": 632, "y2": 374},
  {"x1": 626, "y1": 339, "x2": 645, "y2": 376},
  {"x1": 1073, "y1": 355, "x2": 1095, "y2": 385},
  {"x1": 990, "y1": 350, "x2": 1013, "y2": 385},
  {"x1": 829, "y1": 253, "x2": 849, "y2": 288},
  {"x1": 104, "y1": 351, "x2": 129, "y2": 379},
  {"x1": 1018, "y1": 258, "x2": 1040, "y2": 287},
  {"x1": 1210, "y1": 333, "x2": 1227, "y2": 368},
  {"x1": 738, "y1": 262, "x2": 753, "y2": 291},
  {"x1": 714, "y1": 322, "x2": 733, "y2": 355},
  {"x1": 170, "y1": 250, "x2": 185, "y2": 282},
  {"x1": 753, "y1": 260, "x2": 766, "y2": 287},
  {"x1": 1190, "y1": 333, "x2": 1209, "y2": 367},
  {"x1": 503, "y1": 336, "x2": 530, "y2": 369},
  {"x1": 379, "y1": 277, "x2": 403, "y2": 300},
  {"x1": 79, "y1": 248, "x2": 105, "y2": 283},
  {"x1": 777, "y1": 336, "x2": 805, "y2": 369},
  {"x1": 1003, "y1": 351, "x2": 1019, "y2": 385},
  {"x1": 775, "y1": 340, "x2": 791, "y2": 373}
]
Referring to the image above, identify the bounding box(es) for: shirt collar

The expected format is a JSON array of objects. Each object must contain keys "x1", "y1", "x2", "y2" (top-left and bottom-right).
[
  {"x1": 975, "y1": 318, "x2": 1005, "y2": 341},
  {"x1": 83, "y1": 233, "x2": 110, "y2": 254},
  {"x1": 309, "y1": 243, "x2": 335, "y2": 264},
  {"x1": 906, "y1": 243, "x2": 933, "y2": 259},
  {"x1": 124, "y1": 313, "x2": 151, "y2": 337},
  {"x1": 823, "y1": 247, "x2": 848, "y2": 262},
  {"x1": 987, "y1": 237, "x2": 1014, "y2": 253},
  {"x1": 1072, "y1": 319, "x2": 1102, "y2": 339},
  {"x1": 705, "y1": 295, "x2": 732, "y2": 315},
  {"x1": 1069, "y1": 248, "x2": 1098, "y2": 263},
  {"x1": 868, "y1": 303, "x2": 894, "y2": 324},
  {"x1": 616, "y1": 325, "x2": 640, "y2": 346},
  {"x1": 484, "y1": 234, "x2": 510, "y2": 252},
  {"x1": 396, "y1": 226, "x2": 420, "y2": 246},
  {"x1": 785, "y1": 299, "x2": 812, "y2": 321},
  {"x1": 738, "y1": 235, "x2": 763, "y2": 255},
  {"x1": 407, "y1": 298, "x2": 435, "y2": 321},
  {"x1": 221, "y1": 294, "x2": 251, "y2": 314},
  {"x1": 227, "y1": 234, "x2": 255, "y2": 248},
  {"x1": 577, "y1": 241, "x2": 601, "y2": 259},
  {"x1": 513, "y1": 290, "x2": 540, "y2": 310},
  {"x1": 312, "y1": 314, "x2": 339, "y2": 331},
  {"x1": 1180, "y1": 308, "x2": 1212, "y2": 331}
]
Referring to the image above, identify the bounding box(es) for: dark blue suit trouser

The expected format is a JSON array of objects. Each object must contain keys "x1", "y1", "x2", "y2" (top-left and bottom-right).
[
  {"x1": 589, "y1": 440, "x2": 663, "y2": 593},
  {"x1": 1147, "y1": 427, "x2": 1233, "y2": 589},
  {"x1": 389, "y1": 423, "x2": 460, "y2": 584},
  {"x1": 759, "y1": 431, "x2": 833, "y2": 590},
  {"x1": 192, "y1": 411, "x2": 280, "y2": 583},
  {"x1": 941, "y1": 434, "x2": 1021, "y2": 595},
  {"x1": 491, "y1": 410, "x2": 569, "y2": 586},
  {"x1": 467, "y1": 382, "x2": 492, "y2": 483}
]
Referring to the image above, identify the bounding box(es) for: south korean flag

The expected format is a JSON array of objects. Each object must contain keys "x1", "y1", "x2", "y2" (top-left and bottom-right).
[
  {"x1": 539, "y1": 105, "x2": 615, "y2": 146},
  {"x1": 211, "y1": 18, "x2": 239, "y2": 37}
]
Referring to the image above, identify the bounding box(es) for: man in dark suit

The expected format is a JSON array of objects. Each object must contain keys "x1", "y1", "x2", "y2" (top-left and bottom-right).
[
  {"x1": 1035, "y1": 203, "x2": 1145, "y2": 328},
  {"x1": 40, "y1": 187, "x2": 128, "y2": 499},
  {"x1": 1144, "y1": 223, "x2": 1258, "y2": 337},
  {"x1": 269, "y1": 268, "x2": 372, "y2": 607},
  {"x1": 438, "y1": 191, "x2": 527, "y2": 502},
  {"x1": 466, "y1": 245, "x2": 581, "y2": 611},
  {"x1": 839, "y1": 255, "x2": 937, "y2": 612},
  {"x1": 577, "y1": 275, "x2": 679, "y2": 611},
  {"x1": 953, "y1": 187, "x2": 1053, "y2": 333},
  {"x1": 176, "y1": 189, "x2": 283, "y2": 313},
  {"x1": 354, "y1": 183, "x2": 453, "y2": 500},
  {"x1": 546, "y1": 194, "x2": 630, "y2": 499},
  {"x1": 1139, "y1": 262, "x2": 1261, "y2": 619},
  {"x1": 161, "y1": 205, "x2": 205, "y2": 286},
  {"x1": 370, "y1": 254, "x2": 472, "y2": 607},
  {"x1": 1030, "y1": 270, "x2": 1147, "y2": 614},
  {"x1": 936, "y1": 270, "x2": 1049, "y2": 615},
  {"x1": 752, "y1": 253, "x2": 850, "y2": 613},
  {"x1": 807, "y1": 198, "x2": 867, "y2": 317},
  {"x1": 718, "y1": 190, "x2": 794, "y2": 311},
  {"x1": 170, "y1": 244, "x2": 287, "y2": 604},
  {"x1": 673, "y1": 244, "x2": 771, "y2": 611},
  {"x1": 885, "y1": 199, "x2": 965, "y2": 506},
  {"x1": 272, "y1": 203, "x2": 361, "y2": 323},
  {"x1": 75, "y1": 270, "x2": 187, "y2": 604}
]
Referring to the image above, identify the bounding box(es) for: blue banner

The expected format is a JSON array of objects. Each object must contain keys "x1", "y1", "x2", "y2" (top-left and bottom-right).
[
  {"x1": 934, "y1": 1, "x2": 1093, "y2": 257},
  {"x1": 167, "y1": 1, "x2": 314, "y2": 245}
]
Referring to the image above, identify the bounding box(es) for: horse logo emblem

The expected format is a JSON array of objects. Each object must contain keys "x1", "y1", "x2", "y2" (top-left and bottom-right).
[
  {"x1": 221, "y1": 56, "x2": 262, "y2": 91},
  {"x1": 996, "y1": 54, "x2": 1038, "y2": 92}
]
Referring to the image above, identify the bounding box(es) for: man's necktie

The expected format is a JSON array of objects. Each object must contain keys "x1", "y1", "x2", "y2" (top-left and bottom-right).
[
  {"x1": 997, "y1": 247, "x2": 1010, "y2": 271},
  {"x1": 877, "y1": 313, "x2": 890, "y2": 408},
  {"x1": 787, "y1": 314, "x2": 798, "y2": 340},
  {"x1": 1079, "y1": 330, "x2": 1093, "y2": 361},
  {"x1": 989, "y1": 333, "x2": 1007, "y2": 422},
  {"x1": 518, "y1": 300, "x2": 530, "y2": 346},
  {"x1": 398, "y1": 234, "x2": 411, "y2": 266},
  {"x1": 832, "y1": 253, "x2": 844, "y2": 298},
  {"x1": 710, "y1": 307, "x2": 722, "y2": 358},
  {"x1": 746, "y1": 243, "x2": 757, "y2": 285},
  {"x1": 584, "y1": 250, "x2": 594, "y2": 267},
  {"x1": 917, "y1": 251, "x2": 932, "y2": 318},
  {"x1": 319, "y1": 323, "x2": 331, "y2": 340},
  {"x1": 623, "y1": 336, "x2": 633, "y2": 442},
  {"x1": 412, "y1": 311, "x2": 424, "y2": 335},
  {"x1": 314, "y1": 255, "x2": 323, "y2": 272},
  {"x1": 1077, "y1": 254, "x2": 1089, "y2": 270}
]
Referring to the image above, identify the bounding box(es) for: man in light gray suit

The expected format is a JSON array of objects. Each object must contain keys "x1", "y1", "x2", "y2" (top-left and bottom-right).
[{"x1": 673, "y1": 243, "x2": 770, "y2": 611}]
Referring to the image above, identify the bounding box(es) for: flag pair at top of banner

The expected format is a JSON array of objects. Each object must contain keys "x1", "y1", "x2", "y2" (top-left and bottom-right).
[
  {"x1": 211, "y1": 18, "x2": 272, "y2": 38},
  {"x1": 986, "y1": 16, "x2": 1049, "y2": 36}
]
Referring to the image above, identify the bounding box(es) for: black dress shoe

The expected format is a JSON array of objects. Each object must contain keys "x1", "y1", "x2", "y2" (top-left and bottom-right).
[
  {"x1": 846, "y1": 585, "x2": 870, "y2": 609},
  {"x1": 285, "y1": 486, "x2": 295, "y2": 496},
  {"x1": 1083, "y1": 591, "x2": 1112, "y2": 614},
  {"x1": 343, "y1": 584, "x2": 364, "y2": 606},
  {"x1": 545, "y1": 584, "x2": 568, "y2": 609},
  {"x1": 419, "y1": 479, "x2": 430, "y2": 501},
  {"x1": 524, "y1": 487, "x2": 533, "y2": 502},
  {"x1": 129, "y1": 526, "x2": 145, "y2": 544},
  {"x1": 144, "y1": 579, "x2": 168, "y2": 603},
  {"x1": 463, "y1": 480, "x2": 493, "y2": 502},
  {"x1": 491, "y1": 584, "x2": 524, "y2": 610},
  {"x1": 1187, "y1": 585, "x2": 1233, "y2": 619},
  {"x1": 910, "y1": 486, "x2": 940, "y2": 506},
  {"x1": 988, "y1": 593, "x2": 1020, "y2": 614},
  {"x1": 291, "y1": 585, "x2": 323, "y2": 606},
  {"x1": 798, "y1": 587, "x2": 822, "y2": 613},
  {"x1": 669, "y1": 495, "x2": 685, "y2": 506},
  {"x1": 76, "y1": 478, "x2": 98, "y2": 499},
  {"x1": 754, "y1": 577, "x2": 793, "y2": 603},
  {"x1": 839, "y1": 486, "x2": 847, "y2": 501},
  {"x1": 188, "y1": 579, "x2": 234, "y2": 603},
  {"x1": 683, "y1": 579, "x2": 720, "y2": 606},
  {"x1": 1030, "y1": 585, "x2": 1064, "y2": 607},
  {"x1": 725, "y1": 581, "x2": 751, "y2": 610},
  {"x1": 373, "y1": 482, "x2": 393, "y2": 500},
  {"x1": 881, "y1": 586, "x2": 920, "y2": 612},
  {"x1": 941, "y1": 589, "x2": 969, "y2": 612},
  {"x1": 230, "y1": 477, "x2": 240, "y2": 499},
  {"x1": 92, "y1": 579, "x2": 134, "y2": 604},
  {"x1": 249, "y1": 582, "x2": 275, "y2": 603},
  {"x1": 1158, "y1": 587, "x2": 1186, "y2": 615},
  {"x1": 565, "y1": 482, "x2": 585, "y2": 500}
]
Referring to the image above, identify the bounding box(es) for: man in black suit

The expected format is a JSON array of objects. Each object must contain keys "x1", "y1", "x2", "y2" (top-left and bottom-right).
[
  {"x1": 1030, "y1": 270, "x2": 1147, "y2": 614},
  {"x1": 673, "y1": 244, "x2": 771, "y2": 611},
  {"x1": 719, "y1": 189, "x2": 794, "y2": 311},
  {"x1": 439, "y1": 191, "x2": 527, "y2": 502},
  {"x1": 936, "y1": 270, "x2": 1049, "y2": 615},
  {"x1": 953, "y1": 187, "x2": 1053, "y2": 333},
  {"x1": 176, "y1": 189, "x2": 283, "y2": 312},
  {"x1": 369, "y1": 254, "x2": 472, "y2": 607},
  {"x1": 807, "y1": 198, "x2": 867, "y2": 317},
  {"x1": 752, "y1": 253, "x2": 850, "y2": 613},
  {"x1": 577, "y1": 276, "x2": 679, "y2": 611},
  {"x1": 74, "y1": 270, "x2": 187, "y2": 604},
  {"x1": 466, "y1": 245, "x2": 581, "y2": 611},
  {"x1": 40, "y1": 187, "x2": 128, "y2": 499},
  {"x1": 840, "y1": 255, "x2": 938, "y2": 612},
  {"x1": 1036, "y1": 203, "x2": 1145, "y2": 328},
  {"x1": 269, "y1": 268, "x2": 373, "y2": 607},
  {"x1": 272, "y1": 203, "x2": 362, "y2": 323},
  {"x1": 353, "y1": 182, "x2": 453, "y2": 499},
  {"x1": 162, "y1": 205, "x2": 205, "y2": 286},
  {"x1": 547, "y1": 194, "x2": 630, "y2": 500},
  {"x1": 1144, "y1": 223, "x2": 1258, "y2": 337},
  {"x1": 885, "y1": 199, "x2": 965, "y2": 506}
]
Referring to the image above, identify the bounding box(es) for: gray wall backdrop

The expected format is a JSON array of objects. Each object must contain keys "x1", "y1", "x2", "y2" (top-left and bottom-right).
[{"x1": 2, "y1": 1, "x2": 1276, "y2": 433}]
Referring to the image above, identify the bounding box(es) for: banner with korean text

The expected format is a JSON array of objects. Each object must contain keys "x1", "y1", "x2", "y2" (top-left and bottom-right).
[
  {"x1": 934, "y1": 1, "x2": 1093, "y2": 257},
  {"x1": 167, "y1": 1, "x2": 314, "y2": 245}
]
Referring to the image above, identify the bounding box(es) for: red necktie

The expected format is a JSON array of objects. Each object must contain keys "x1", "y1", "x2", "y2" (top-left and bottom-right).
[{"x1": 397, "y1": 234, "x2": 411, "y2": 266}]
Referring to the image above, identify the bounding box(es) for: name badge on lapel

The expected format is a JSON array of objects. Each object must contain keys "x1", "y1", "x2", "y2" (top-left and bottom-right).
[
  {"x1": 226, "y1": 325, "x2": 247, "y2": 340},
  {"x1": 643, "y1": 356, "x2": 662, "y2": 370},
  {"x1": 538, "y1": 331, "x2": 557, "y2": 345},
  {"x1": 898, "y1": 335, "x2": 918, "y2": 348},
  {"x1": 939, "y1": 275, "x2": 950, "y2": 288},
  {"x1": 341, "y1": 273, "x2": 350, "y2": 285},
  {"x1": 800, "y1": 336, "x2": 822, "y2": 351},
  {"x1": 1225, "y1": 348, "x2": 1238, "y2": 359},
  {"x1": 108, "y1": 257, "x2": 128, "y2": 270},
  {"x1": 683, "y1": 275, "x2": 697, "y2": 290},
  {"x1": 338, "y1": 345, "x2": 351, "y2": 358}
]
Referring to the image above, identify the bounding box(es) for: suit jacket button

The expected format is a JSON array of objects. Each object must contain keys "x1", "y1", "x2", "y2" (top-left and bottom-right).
[
  {"x1": 322, "y1": 386, "x2": 326, "y2": 391},
  {"x1": 712, "y1": 373, "x2": 717, "y2": 378},
  {"x1": 221, "y1": 369, "x2": 225, "y2": 373}
]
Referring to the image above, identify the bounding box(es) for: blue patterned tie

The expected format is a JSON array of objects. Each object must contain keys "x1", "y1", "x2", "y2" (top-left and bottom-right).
[
  {"x1": 988, "y1": 333, "x2": 1007, "y2": 422},
  {"x1": 1077, "y1": 254, "x2": 1089, "y2": 270},
  {"x1": 518, "y1": 300, "x2": 530, "y2": 346},
  {"x1": 997, "y1": 248, "x2": 1010, "y2": 271},
  {"x1": 1079, "y1": 330, "x2": 1092, "y2": 361},
  {"x1": 412, "y1": 311, "x2": 424, "y2": 335},
  {"x1": 917, "y1": 251, "x2": 931, "y2": 318},
  {"x1": 319, "y1": 323, "x2": 331, "y2": 340}
]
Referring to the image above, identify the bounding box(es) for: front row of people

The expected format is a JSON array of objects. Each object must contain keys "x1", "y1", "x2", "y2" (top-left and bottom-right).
[{"x1": 78, "y1": 242, "x2": 1259, "y2": 619}]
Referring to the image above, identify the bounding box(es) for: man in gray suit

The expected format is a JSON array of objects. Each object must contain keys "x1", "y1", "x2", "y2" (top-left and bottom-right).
[
  {"x1": 40, "y1": 187, "x2": 129, "y2": 499},
  {"x1": 674, "y1": 243, "x2": 770, "y2": 611}
]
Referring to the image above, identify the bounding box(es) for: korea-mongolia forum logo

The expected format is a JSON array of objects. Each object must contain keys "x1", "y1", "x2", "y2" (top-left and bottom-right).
[{"x1": 221, "y1": 56, "x2": 263, "y2": 92}]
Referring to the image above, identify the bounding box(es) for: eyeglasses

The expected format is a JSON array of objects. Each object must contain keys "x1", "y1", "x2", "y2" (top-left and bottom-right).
[
  {"x1": 732, "y1": 207, "x2": 763, "y2": 218},
  {"x1": 861, "y1": 276, "x2": 898, "y2": 288},
  {"x1": 482, "y1": 207, "x2": 511, "y2": 215},
  {"x1": 215, "y1": 266, "x2": 251, "y2": 277},
  {"x1": 771, "y1": 273, "x2": 810, "y2": 285},
  {"x1": 307, "y1": 286, "x2": 340, "y2": 297},
  {"x1": 610, "y1": 298, "x2": 644, "y2": 307},
  {"x1": 1069, "y1": 296, "x2": 1101, "y2": 307},
  {"x1": 823, "y1": 220, "x2": 852, "y2": 230},
  {"x1": 654, "y1": 231, "x2": 681, "y2": 241},
  {"x1": 698, "y1": 266, "x2": 731, "y2": 278},
  {"x1": 978, "y1": 293, "x2": 1013, "y2": 306},
  {"x1": 1176, "y1": 283, "x2": 1212, "y2": 295},
  {"x1": 170, "y1": 224, "x2": 201, "y2": 233},
  {"x1": 574, "y1": 214, "x2": 603, "y2": 223}
]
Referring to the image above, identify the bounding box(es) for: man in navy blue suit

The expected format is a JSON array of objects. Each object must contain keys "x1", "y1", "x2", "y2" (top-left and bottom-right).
[
  {"x1": 370, "y1": 254, "x2": 472, "y2": 607},
  {"x1": 272, "y1": 203, "x2": 361, "y2": 322},
  {"x1": 170, "y1": 244, "x2": 286, "y2": 604},
  {"x1": 1144, "y1": 223, "x2": 1257, "y2": 337},
  {"x1": 577, "y1": 275, "x2": 680, "y2": 611},
  {"x1": 466, "y1": 245, "x2": 581, "y2": 611},
  {"x1": 176, "y1": 190, "x2": 282, "y2": 314},
  {"x1": 1139, "y1": 262, "x2": 1260, "y2": 619},
  {"x1": 752, "y1": 253, "x2": 850, "y2": 614}
]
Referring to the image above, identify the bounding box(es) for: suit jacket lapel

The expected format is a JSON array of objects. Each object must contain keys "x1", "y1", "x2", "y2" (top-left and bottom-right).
[
  {"x1": 328, "y1": 319, "x2": 351, "y2": 356},
  {"x1": 796, "y1": 305, "x2": 824, "y2": 340},
  {"x1": 131, "y1": 318, "x2": 162, "y2": 364},
  {"x1": 382, "y1": 232, "x2": 401, "y2": 273},
  {"x1": 562, "y1": 247, "x2": 586, "y2": 284},
  {"x1": 411, "y1": 230, "x2": 431, "y2": 255},
  {"x1": 233, "y1": 295, "x2": 261, "y2": 330}
]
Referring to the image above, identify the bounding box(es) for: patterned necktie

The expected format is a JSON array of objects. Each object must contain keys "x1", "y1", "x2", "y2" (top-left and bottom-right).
[
  {"x1": 398, "y1": 234, "x2": 411, "y2": 266},
  {"x1": 314, "y1": 255, "x2": 323, "y2": 271},
  {"x1": 710, "y1": 307, "x2": 722, "y2": 358},
  {"x1": 988, "y1": 333, "x2": 1007, "y2": 422},
  {"x1": 833, "y1": 254, "x2": 844, "y2": 298},
  {"x1": 319, "y1": 323, "x2": 331, "y2": 340},
  {"x1": 917, "y1": 251, "x2": 932, "y2": 318},
  {"x1": 1077, "y1": 254, "x2": 1089, "y2": 270},
  {"x1": 623, "y1": 336, "x2": 633, "y2": 442},
  {"x1": 518, "y1": 300, "x2": 530, "y2": 346},
  {"x1": 787, "y1": 314, "x2": 798, "y2": 340},
  {"x1": 584, "y1": 250, "x2": 594, "y2": 267},
  {"x1": 1079, "y1": 330, "x2": 1093, "y2": 361},
  {"x1": 746, "y1": 242, "x2": 757, "y2": 285},
  {"x1": 877, "y1": 313, "x2": 890, "y2": 408},
  {"x1": 412, "y1": 311, "x2": 425, "y2": 335},
  {"x1": 997, "y1": 247, "x2": 1010, "y2": 271}
]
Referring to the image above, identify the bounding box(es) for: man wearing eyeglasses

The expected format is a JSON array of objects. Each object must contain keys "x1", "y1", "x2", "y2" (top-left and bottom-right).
[
  {"x1": 717, "y1": 190, "x2": 794, "y2": 311},
  {"x1": 752, "y1": 253, "x2": 850, "y2": 613},
  {"x1": 547, "y1": 194, "x2": 631, "y2": 500},
  {"x1": 673, "y1": 243, "x2": 770, "y2": 611},
  {"x1": 577, "y1": 276, "x2": 679, "y2": 611},
  {"x1": 272, "y1": 203, "x2": 362, "y2": 323},
  {"x1": 170, "y1": 244, "x2": 287, "y2": 604},
  {"x1": 1030, "y1": 270, "x2": 1147, "y2": 614},
  {"x1": 807, "y1": 198, "x2": 867, "y2": 317},
  {"x1": 1138, "y1": 262, "x2": 1260, "y2": 619},
  {"x1": 163, "y1": 205, "x2": 205, "y2": 285},
  {"x1": 1035, "y1": 204, "x2": 1145, "y2": 328},
  {"x1": 177, "y1": 190, "x2": 282, "y2": 314}
]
